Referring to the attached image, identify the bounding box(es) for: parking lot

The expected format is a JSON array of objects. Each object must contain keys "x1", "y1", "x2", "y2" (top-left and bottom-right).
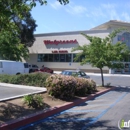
[
  {"x1": 1, "y1": 73, "x2": 130, "y2": 130},
  {"x1": 17, "y1": 86, "x2": 130, "y2": 130}
]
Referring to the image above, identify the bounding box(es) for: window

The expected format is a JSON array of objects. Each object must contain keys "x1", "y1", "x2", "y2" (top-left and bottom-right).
[
  {"x1": 38, "y1": 54, "x2": 48, "y2": 62},
  {"x1": 66, "y1": 54, "x2": 71, "y2": 62},
  {"x1": 79, "y1": 71, "x2": 86, "y2": 76},
  {"x1": 60, "y1": 54, "x2": 66, "y2": 62},
  {"x1": 38, "y1": 54, "x2": 73, "y2": 62},
  {"x1": 0, "y1": 62, "x2": 3, "y2": 68},
  {"x1": 54, "y1": 54, "x2": 59, "y2": 62},
  {"x1": 48, "y1": 54, "x2": 54, "y2": 62},
  {"x1": 24, "y1": 63, "x2": 29, "y2": 68}
]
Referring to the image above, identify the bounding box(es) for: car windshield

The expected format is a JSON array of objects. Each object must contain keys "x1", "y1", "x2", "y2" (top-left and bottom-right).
[
  {"x1": 78, "y1": 71, "x2": 86, "y2": 76},
  {"x1": 62, "y1": 71, "x2": 71, "y2": 75},
  {"x1": 61, "y1": 70, "x2": 87, "y2": 78}
]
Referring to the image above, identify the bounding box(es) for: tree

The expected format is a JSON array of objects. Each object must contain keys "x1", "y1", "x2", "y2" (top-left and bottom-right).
[
  {"x1": 0, "y1": 0, "x2": 36, "y2": 60},
  {"x1": 72, "y1": 29, "x2": 130, "y2": 87},
  {"x1": 30, "y1": 0, "x2": 69, "y2": 6},
  {"x1": 0, "y1": 0, "x2": 69, "y2": 61}
]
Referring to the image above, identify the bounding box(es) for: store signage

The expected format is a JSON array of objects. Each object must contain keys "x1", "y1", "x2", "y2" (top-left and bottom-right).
[
  {"x1": 52, "y1": 50, "x2": 68, "y2": 53},
  {"x1": 44, "y1": 39, "x2": 78, "y2": 45}
]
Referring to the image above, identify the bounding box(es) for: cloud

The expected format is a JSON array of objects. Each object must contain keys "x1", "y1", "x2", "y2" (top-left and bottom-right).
[
  {"x1": 121, "y1": 12, "x2": 130, "y2": 21},
  {"x1": 101, "y1": 3, "x2": 116, "y2": 9},
  {"x1": 50, "y1": 1, "x2": 62, "y2": 10},
  {"x1": 101, "y1": 3, "x2": 120, "y2": 20},
  {"x1": 85, "y1": 3, "x2": 121, "y2": 21},
  {"x1": 50, "y1": 1, "x2": 87, "y2": 15},
  {"x1": 65, "y1": 4, "x2": 87, "y2": 15}
]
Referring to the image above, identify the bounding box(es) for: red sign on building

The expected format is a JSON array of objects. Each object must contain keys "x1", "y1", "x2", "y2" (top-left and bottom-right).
[{"x1": 44, "y1": 39, "x2": 78, "y2": 45}]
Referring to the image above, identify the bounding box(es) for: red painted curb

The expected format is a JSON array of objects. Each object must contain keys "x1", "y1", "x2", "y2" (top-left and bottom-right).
[{"x1": 0, "y1": 87, "x2": 115, "y2": 130}]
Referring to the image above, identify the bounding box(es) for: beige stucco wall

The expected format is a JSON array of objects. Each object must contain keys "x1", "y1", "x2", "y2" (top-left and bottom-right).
[
  {"x1": 25, "y1": 28, "x2": 110, "y2": 72},
  {"x1": 28, "y1": 30, "x2": 110, "y2": 54}
]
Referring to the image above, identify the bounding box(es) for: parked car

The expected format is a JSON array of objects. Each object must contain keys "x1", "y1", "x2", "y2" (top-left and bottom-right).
[
  {"x1": 39, "y1": 67, "x2": 53, "y2": 74},
  {"x1": 61, "y1": 70, "x2": 90, "y2": 79},
  {"x1": 29, "y1": 64, "x2": 39, "y2": 73}
]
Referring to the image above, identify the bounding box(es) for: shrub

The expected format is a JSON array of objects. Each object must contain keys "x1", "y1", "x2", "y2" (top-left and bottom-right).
[
  {"x1": 0, "y1": 74, "x2": 12, "y2": 83},
  {"x1": 45, "y1": 74, "x2": 77, "y2": 100},
  {"x1": 0, "y1": 72, "x2": 51, "y2": 87},
  {"x1": 23, "y1": 94, "x2": 44, "y2": 109},
  {"x1": 87, "y1": 79, "x2": 97, "y2": 93},
  {"x1": 75, "y1": 78, "x2": 89, "y2": 96},
  {"x1": 75, "y1": 78, "x2": 96, "y2": 96}
]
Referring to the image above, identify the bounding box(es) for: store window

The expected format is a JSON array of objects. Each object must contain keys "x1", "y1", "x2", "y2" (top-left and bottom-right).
[
  {"x1": 66, "y1": 54, "x2": 71, "y2": 62},
  {"x1": 54, "y1": 54, "x2": 59, "y2": 62},
  {"x1": 38, "y1": 54, "x2": 74, "y2": 62},
  {"x1": 60, "y1": 54, "x2": 66, "y2": 62},
  {"x1": 37, "y1": 54, "x2": 48, "y2": 62},
  {"x1": 48, "y1": 54, "x2": 54, "y2": 62}
]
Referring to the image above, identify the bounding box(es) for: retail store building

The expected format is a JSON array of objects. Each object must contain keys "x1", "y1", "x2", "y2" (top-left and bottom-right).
[{"x1": 24, "y1": 20, "x2": 130, "y2": 74}]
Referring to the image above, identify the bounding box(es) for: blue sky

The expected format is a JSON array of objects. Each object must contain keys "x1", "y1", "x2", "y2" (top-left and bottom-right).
[{"x1": 31, "y1": 0, "x2": 130, "y2": 34}]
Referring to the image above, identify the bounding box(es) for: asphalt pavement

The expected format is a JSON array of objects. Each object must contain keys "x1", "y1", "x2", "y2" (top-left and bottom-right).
[
  {"x1": 1, "y1": 72, "x2": 130, "y2": 130},
  {"x1": 17, "y1": 86, "x2": 130, "y2": 130},
  {"x1": 0, "y1": 83, "x2": 46, "y2": 101}
]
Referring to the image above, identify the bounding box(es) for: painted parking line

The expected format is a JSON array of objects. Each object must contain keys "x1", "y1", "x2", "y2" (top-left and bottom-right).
[
  {"x1": 17, "y1": 91, "x2": 127, "y2": 130},
  {"x1": 82, "y1": 92, "x2": 128, "y2": 130}
]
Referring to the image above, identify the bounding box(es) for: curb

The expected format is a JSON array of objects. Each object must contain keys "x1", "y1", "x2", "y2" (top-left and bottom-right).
[{"x1": 0, "y1": 87, "x2": 115, "y2": 130}]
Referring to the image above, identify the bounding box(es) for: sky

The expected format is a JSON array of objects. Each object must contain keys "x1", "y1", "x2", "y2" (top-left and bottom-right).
[{"x1": 31, "y1": 0, "x2": 130, "y2": 34}]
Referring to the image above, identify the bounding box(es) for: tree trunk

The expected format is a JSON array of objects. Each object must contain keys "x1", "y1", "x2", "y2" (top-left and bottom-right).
[{"x1": 100, "y1": 68, "x2": 104, "y2": 87}]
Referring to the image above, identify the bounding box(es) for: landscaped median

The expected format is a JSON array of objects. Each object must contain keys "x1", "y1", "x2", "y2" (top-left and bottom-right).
[
  {"x1": 0, "y1": 86, "x2": 115, "y2": 130},
  {"x1": 0, "y1": 72, "x2": 115, "y2": 130}
]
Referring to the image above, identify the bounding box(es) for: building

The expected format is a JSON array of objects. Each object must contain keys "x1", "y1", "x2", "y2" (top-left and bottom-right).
[{"x1": 24, "y1": 20, "x2": 130, "y2": 74}]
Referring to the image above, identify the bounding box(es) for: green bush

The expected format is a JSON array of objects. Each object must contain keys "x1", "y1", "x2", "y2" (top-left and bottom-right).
[
  {"x1": 45, "y1": 74, "x2": 77, "y2": 100},
  {"x1": 0, "y1": 74, "x2": 12, "y2": 83},
  {"x1": 23, "y1": 94, "x2": 44, "y2": 109},
  {"x1": 0, "y1": 72, "x2": 51, "y2": 87}
]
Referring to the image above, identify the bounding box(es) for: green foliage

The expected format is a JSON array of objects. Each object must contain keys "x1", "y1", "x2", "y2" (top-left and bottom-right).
[
  {"x1": 45, "y1": 74, "x2": 77, "y2": 100},
  {"x1": 0, "y1": 0, "x2": 34, "y2": 61},
  {"x1": 72, "y1": 29, "x2": 130, "y2": 86},
  {"x1": 0, "y1": 72, "x2": 51, "y2": 87},
  {"x1": 30, "y1": 0, "x2": 69, "y2": 7},
  {"x1": 0, "y1": 30, "x2": 29, "y2": 61},
  {"x1": 23, "y1": 94, "x2": 44, "y2": 109},
  {"x1": 0, "y1": 74, "x2": 12, "y2": 83},
  {"x1": 0, "y1": 0, "x2": 69, "y2": 61},
  {"x1": 75, "y1": 78, "x2": 96, "y2": 96}
]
